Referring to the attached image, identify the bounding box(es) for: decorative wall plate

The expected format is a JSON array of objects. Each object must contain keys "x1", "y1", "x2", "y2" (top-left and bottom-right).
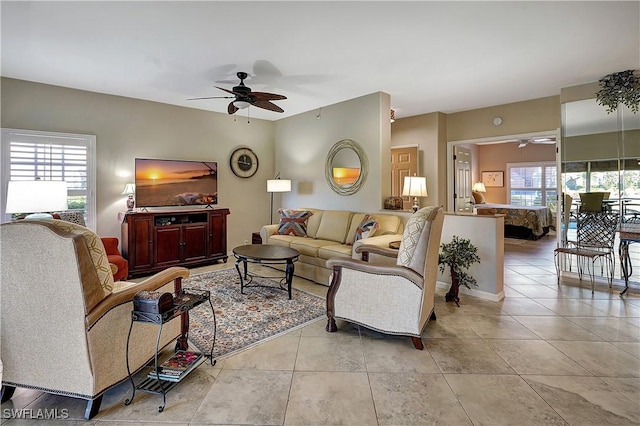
[{"x1": 229, "y1": 147, "x2": 259, "y2": 178}]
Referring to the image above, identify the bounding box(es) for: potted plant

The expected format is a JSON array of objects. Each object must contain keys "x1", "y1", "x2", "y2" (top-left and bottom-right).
[
  {"x1": 438, "y1": 236, "x2": 480, "y2": 307},
  {"x1": 596, "y1": 69, "x2": 640, "y2": 114}
]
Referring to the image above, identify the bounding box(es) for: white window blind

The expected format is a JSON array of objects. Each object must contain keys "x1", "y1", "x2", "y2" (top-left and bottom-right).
[
  {"x1": 1, "y1": 129, "x2": 96, "y2": 229},
  {"x1": 507, "y1": 161, "x2": 557, "y2": 208}
]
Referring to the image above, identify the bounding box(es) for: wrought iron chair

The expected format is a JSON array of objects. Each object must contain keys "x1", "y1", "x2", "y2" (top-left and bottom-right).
[{"x1": 554, "y1": 211, "x2": 619, "y2": 292}]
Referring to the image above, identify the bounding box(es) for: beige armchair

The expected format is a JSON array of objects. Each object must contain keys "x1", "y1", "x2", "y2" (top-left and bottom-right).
[
  {"x1": 0, "y1": 220, "x2": 189, "y2": 419},
  {"x1": 326, "y1": 206, "x2": 444, "y2": 349}
]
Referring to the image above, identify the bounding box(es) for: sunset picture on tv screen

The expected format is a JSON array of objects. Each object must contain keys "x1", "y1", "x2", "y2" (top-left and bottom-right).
[{"x1": 135, "y1": 159, "x2": 218, "y2": 207}]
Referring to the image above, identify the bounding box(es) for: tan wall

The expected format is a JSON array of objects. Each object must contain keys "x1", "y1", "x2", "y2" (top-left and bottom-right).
[
  {"x1": 447, "y1": 96, "x2": 561, "y2": 142},
  {"x1": 274, "y1": 92, "x2": 390, "y2": 213},
  {"x1": 1, "y1": 77, "x2": 275, "y2": 248},
  {"x1": 392, "y1": 97, "x2": 559, "y2": 210},
  {"x1": 391, "y1": 112, "x2": 447, "y2": 207},
  {"x1": 478, "y1": 143, "x2": 556, "y2": 204}
]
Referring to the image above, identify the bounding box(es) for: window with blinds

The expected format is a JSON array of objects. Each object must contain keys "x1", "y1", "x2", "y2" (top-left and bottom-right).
[
  {"x1": 1, "y1": 129, "x2": 96, "y2": 229},
  {"x1": 507, "y1": 161, "x2": 557, "y2": 208}
]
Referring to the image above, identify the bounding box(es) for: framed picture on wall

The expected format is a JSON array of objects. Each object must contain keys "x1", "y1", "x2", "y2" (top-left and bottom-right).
[{"x1": 482, "y1": 171, "x2": 504, "y2": 187}]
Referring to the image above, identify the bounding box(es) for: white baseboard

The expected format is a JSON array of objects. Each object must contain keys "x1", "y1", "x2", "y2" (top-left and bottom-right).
[{"x1": 436, "y1": 281, "x2": 505, "y2": 302}]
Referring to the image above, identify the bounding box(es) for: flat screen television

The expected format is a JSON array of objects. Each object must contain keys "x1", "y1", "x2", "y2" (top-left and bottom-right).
[{"x1": 134, "y1": 158, "x2": 218, "y2": 207}]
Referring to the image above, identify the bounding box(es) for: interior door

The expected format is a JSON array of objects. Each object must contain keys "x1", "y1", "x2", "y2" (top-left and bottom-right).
[
  {"x1": 391, "y1": 146, "x2": 418, "y2": 210},
  {"x1": 454, "y1": 147, "x2": 473, "y2": 212}
]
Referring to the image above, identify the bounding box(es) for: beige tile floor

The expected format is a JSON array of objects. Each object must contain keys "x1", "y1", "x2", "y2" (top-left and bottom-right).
[{"x1": 2, "y1": 234, "x2": 640, "y2": 425}]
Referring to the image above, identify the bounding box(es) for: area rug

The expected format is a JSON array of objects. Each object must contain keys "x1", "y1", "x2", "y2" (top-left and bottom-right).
[{"x1": 182, "y1": 267, "x2": 325, "y2": 360}]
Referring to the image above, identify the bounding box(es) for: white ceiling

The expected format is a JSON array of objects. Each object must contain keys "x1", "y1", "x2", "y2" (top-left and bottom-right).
[{"x1": 2, "y1": 1, "x2": 639, "y2": 121}]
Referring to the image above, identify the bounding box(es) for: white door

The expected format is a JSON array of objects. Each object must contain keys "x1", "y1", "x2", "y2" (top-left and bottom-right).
[{"x1": 454, "y1": 147, "x2": 472, "y2": 212}]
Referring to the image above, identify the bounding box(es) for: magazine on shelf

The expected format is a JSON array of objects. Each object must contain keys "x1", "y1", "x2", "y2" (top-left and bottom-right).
[{"x1": 148, "y1": 351, "x2": 204, "y2": 381}]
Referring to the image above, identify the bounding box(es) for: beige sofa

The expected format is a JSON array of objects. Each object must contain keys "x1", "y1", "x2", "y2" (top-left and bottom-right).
[{"x1": 260, "y1": 208, "x2": 405, "y2": 285}]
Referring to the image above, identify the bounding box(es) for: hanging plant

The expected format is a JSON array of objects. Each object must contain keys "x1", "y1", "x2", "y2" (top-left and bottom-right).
[{"x1": 595, "y1": 69, "x2": 640, "y2": 114}]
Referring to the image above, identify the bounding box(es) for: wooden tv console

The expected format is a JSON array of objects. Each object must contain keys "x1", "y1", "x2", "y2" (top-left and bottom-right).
[{"x1": 121, "y1": 208, "x2": 230, "y2": 279}]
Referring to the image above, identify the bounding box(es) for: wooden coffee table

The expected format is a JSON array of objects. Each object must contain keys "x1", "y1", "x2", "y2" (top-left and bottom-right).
[{"x1": 232, "y1": 244, "x2": 300, "y2": 299}]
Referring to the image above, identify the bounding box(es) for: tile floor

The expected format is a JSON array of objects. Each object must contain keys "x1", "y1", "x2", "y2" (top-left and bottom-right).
[{"x1": 2, "y1": 233, "x2": 639, "y2": 425}]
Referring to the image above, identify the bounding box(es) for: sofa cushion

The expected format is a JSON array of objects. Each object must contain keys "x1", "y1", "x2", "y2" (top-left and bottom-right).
[
  {"x1": 290, "y1": 238, "x2": 338, "y2": 257},
  {"x1": 276, "y1": 209, "x2": 313, "y2": 236},
  {"x1": 353, "y1": 215, "x2": 379, "y2": 243},
  {"x1": 345, "y1": 213, "x2": 367, "y2": 245},
  {"x1": 315, "y1": 210, "x2": 352, "y2": 243},
  {"x1": 268, "y1": 234, "x2": 298, "y2": 247},
  {"x1": 318, "y1": 244, "x2": 352, "y2": 260},
  {"x1": 301, "y1": 208, "x2": 324, "y2": 238},
  {"x1": 370, "y1": 213, "x2": 403, "y2": 235}
]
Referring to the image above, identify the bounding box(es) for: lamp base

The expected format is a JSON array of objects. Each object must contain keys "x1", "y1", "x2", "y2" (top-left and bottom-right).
[
  {"x1": 412, "y1": 197, "x2": 419, "y2": 212},
  {"x1": 25, "y1": 213, "x2": 54, "y2": 220},
  {"x1": 126, "y1": 195, "x2": 135, "y2": 211}
]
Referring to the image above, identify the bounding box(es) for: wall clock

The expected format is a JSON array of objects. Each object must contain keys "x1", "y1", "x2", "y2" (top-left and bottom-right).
[{"x1": 229, "y1": 147, "x2": 259, "y2": 178}]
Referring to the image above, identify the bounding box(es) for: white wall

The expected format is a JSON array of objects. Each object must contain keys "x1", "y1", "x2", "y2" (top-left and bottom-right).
[
  {"x1": 438, "y1": 213, "x2": 505, "y2": 301},
  {"x1": 273, "y1": 92, "x2": 391, "y2": 213}
]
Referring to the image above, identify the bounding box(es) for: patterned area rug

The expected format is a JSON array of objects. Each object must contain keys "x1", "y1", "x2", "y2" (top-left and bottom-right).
[{"x1": 183, "y1": 267, "x2": 325, "y2": 360}]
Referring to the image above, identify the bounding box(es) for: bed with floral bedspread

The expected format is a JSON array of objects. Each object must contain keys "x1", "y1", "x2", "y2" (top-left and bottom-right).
[{"x1": 475, "y1": 204, "x2": 554, "y2": 240}]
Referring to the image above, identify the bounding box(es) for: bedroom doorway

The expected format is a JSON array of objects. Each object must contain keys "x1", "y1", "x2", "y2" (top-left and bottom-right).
[{"x1": 454, "y1": 147, "x2": 473, "y2": 212}]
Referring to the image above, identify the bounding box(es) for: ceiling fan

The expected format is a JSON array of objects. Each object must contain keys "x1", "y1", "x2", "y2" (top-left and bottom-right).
[
  {"x1": 187, "y1": 72, "x2": 287, "y2": 114},
  {"x1": 517, "y1": 137, "x2": 556, "y2": 148}
]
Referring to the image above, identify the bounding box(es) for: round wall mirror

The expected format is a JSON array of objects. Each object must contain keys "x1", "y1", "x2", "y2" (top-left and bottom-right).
[{"x1": 325, "y1": 139, "x2": 368, "y2": 195}]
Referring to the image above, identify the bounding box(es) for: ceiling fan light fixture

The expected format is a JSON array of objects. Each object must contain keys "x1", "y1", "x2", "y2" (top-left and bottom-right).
[{"x1": 233, "y1": 100, "x2": 251, "y2": 109}]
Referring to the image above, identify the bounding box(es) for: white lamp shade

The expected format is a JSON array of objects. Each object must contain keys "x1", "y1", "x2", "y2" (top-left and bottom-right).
[
  {"x1": 5, "y1": 180, "x2": 68, "y2": 214},
  {"x1": 121, "y1": 183, "x2": 136, "y2": 195},
  {"x1": 472, "y1": 182, "x2": 487, "y2": 192},
  {"x1": 234, "y1": 100, "x2": 251, "y2": 109},
  {"x1": 402, "y1": 176, "x2": 428, "y2": 198},
  {"x1": 267, "y1": 179, "x2": 291, "y2": 193}
]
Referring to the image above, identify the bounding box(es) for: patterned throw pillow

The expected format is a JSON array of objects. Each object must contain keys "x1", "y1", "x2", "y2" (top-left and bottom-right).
[
  {"x1": 48, "y1": 219, "x2": 114, "y2": 295},
  {"x1": 471, "y1": 191, "x2": 486, "y2": 204},
  {"x1": 353, "y1": 215, "x2": 379, "y2": 243},
  {"x1": 277, "y1": 209, "x2": 313, "y2": 236}
]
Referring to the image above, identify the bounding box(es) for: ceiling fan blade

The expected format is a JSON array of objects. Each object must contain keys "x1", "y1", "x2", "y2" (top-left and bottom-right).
[
  {"x1": 252, "y1": 91, "x2": 287, "y2": 101},
  {"x1": 252, "y1": 100, "x2": 284, "y2": 113},
  {"x1": 186, "y1": 96, "x2": 234, "y2": 100},
  {"x1": 215, "y1": 86, "x2": 244, "y2": 96},
  {"x1": 227, "y1": 101, "x2": 239, "y2": 115}
]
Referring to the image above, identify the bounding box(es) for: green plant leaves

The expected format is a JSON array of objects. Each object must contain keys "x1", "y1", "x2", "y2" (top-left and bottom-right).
[{"x1": 596, "y1": 69, "x2": 640, "y2": 114}]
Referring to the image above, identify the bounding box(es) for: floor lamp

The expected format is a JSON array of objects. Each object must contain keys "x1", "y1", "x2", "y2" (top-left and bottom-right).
[{"x1": 267, "y1": 176, "x2": 291, "y2": 224}]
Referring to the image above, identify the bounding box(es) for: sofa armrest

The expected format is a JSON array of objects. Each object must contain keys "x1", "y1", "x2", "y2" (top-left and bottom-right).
[
  {"x1": 260, "y1": 224, "x2": 280, "y2": 244},
  {"x1": 85, "y1": 266, "x2": 190, "y2": 329},
  {"x1": 352, "y1": 234, "x2": 403, "y2": 262}
]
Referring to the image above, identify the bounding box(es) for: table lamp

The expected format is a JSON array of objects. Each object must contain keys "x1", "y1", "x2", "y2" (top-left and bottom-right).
[
  {"x1": 472, "y1": 182, "x2": 486, "y2": 193},
  {"x1": 5, "y1": 180, "x2": 69, "y2": 219},
  {"x1": 267, "y1": 174, "x2": 291, "y2": 224},
  {"x1": 402, "y1": 176, "x2": 428, "y2": 212},
  {"x1": 121, "y1": 183, "x2": 136, "y2": 211}
]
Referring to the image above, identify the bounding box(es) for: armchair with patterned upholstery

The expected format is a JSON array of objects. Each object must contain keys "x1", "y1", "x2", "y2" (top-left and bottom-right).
[
  {"x1": 0, "y1": 220, "x2": 189, "y2": 419},
  {"x1": 325, "y1": 206, "x2": 444, "y2": 349}
]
